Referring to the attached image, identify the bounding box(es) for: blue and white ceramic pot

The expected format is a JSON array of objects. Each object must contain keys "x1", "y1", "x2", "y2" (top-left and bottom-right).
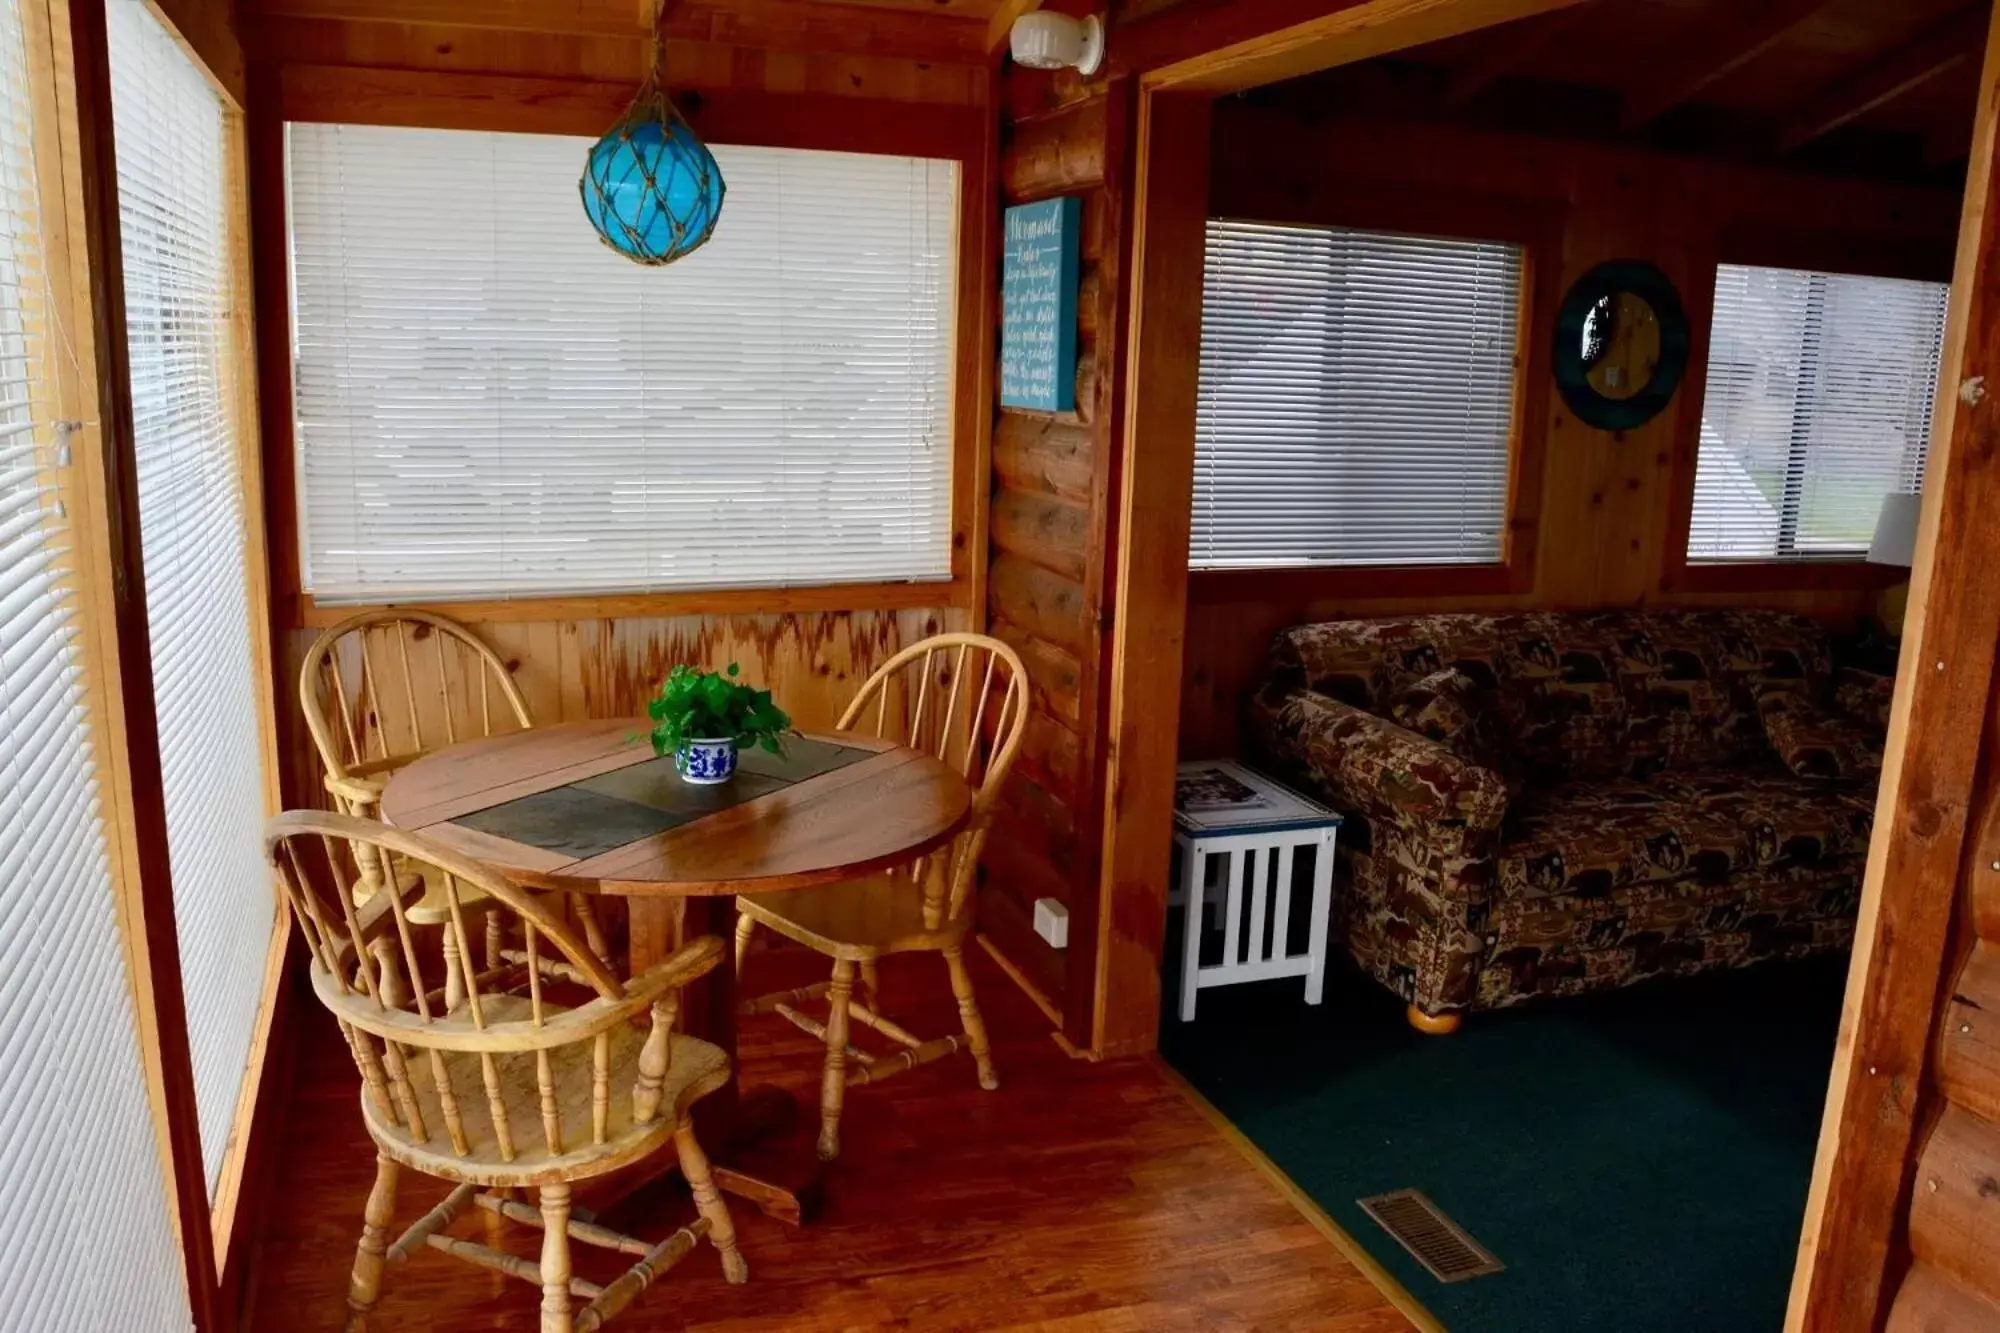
[{"x1": 675, "y1": 737, "x2": 737, "y2": 785}]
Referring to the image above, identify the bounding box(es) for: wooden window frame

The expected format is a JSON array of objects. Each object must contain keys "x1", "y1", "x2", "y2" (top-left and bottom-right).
[
  {"x1": 36, "y1": 0, "x2": 286, "y2": 1319},
  {"x1": 255, "y1": 66, "x2": 994, "y2": 630},
  {"x1": 1660, "y1": 230, "x2": 1954, "y2": 599},
  {"x1": 1185, "y1": 179, "x2": 1560, "y2": 609}
]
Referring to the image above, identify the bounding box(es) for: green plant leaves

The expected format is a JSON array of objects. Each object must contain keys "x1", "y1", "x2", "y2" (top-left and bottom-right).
[{"x1": 645, "y1": 661, "x2": 794, "y2": 759}]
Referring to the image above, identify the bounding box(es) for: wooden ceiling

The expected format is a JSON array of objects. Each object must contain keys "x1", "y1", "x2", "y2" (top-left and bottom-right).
[{"x1": 1255, "y1": 0, "x2": 1990, "y2": 182}]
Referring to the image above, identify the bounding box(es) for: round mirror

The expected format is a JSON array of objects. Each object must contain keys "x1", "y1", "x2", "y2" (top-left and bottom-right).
[{"x1": 1552, "y1": 261, "x2": 1688, "y2": 432}]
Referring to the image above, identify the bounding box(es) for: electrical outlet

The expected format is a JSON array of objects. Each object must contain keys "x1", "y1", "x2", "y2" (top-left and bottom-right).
[{"x1": 1034, "y1": 897, "x2": 1069, "y2": 948}]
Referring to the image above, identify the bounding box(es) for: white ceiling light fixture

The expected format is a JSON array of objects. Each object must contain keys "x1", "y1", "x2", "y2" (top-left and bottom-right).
[{"x1": 1010, "y1": 10, "x2": 1105, "y2": 76}]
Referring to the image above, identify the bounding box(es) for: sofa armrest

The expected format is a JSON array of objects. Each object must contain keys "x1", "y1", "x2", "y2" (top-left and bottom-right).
[
  {"x1": 1832, "y1": 665, "x2": 1896, "y2": 736},
  {"x1": 1247, "y1": 685, "x2": 1511, "y2": 840},
  {"x1": 1246, "y1": 683, "x2": 1507, "y2": 1018}
]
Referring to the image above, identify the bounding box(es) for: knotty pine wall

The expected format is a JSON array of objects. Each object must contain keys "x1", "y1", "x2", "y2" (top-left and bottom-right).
[
  {"x1": 277, "y1": 609, "x2": 964, "y2": 807},
  {"x1": 1179, "y1": 100, "x2": 1965, "y2": 758}
]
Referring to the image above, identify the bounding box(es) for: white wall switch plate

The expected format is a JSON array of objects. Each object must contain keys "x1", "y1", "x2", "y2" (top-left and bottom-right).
[{"x1": 1033, "y1": 897, "x2": 1069, "y2": 949}]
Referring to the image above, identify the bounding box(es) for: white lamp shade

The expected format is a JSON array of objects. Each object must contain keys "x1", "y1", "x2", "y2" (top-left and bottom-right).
[
  {"x1": 1010, "y1": 12, "x2": 1105, "y2": 75},
  {"x1": 1868, "y1": 492, "x2": 1922, "y2": 568}
]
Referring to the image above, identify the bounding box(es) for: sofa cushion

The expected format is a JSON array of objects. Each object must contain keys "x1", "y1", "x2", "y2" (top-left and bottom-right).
[
  {"x1": 1495, "y1": 769, "x2": 1875, "y2": 903},
  {"x1": 1387, "y1": 668, "x2": 1511, "y2": 780},
  {"x1": 1757, "y1": 689, "x2": 1884, "y2": 781}
]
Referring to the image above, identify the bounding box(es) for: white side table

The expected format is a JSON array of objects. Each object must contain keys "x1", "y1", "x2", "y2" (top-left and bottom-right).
[{"x1": 1171, "y1": 760, "x2": 1341, "y2": 1022}]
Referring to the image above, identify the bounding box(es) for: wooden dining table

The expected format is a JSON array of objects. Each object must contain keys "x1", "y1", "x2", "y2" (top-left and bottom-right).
[{"x1": 379, "y1": 716, "x2": 972, "y2": 1223}]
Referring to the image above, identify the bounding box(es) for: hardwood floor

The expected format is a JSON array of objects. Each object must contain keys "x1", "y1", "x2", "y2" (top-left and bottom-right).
[{"x1": 244, "y1": 939, "x2": 1416, "y2": 1332}]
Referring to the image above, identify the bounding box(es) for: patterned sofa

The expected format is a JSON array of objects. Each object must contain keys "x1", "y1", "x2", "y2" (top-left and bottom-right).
[{"x1": 1246, "y1": 609, "x2": 1893, "y2": 1032}]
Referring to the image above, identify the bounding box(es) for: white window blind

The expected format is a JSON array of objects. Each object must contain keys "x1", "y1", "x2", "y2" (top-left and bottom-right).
[
  {"x1": 287, "y1": 124, "x2": 957, "y2": 602},
  {"x1": 110, "y1": 0, "x2": 275, "y2": 1194},
  {"x1": 0, "y1": 1, "x2": 192, "y2": 1325},
  {"x1": 1191, "y1": 220, "x2": 1522, "y2": 569},
  {"x1": 1691, "y1": 262, "x2": 1947, "y2": 561}
]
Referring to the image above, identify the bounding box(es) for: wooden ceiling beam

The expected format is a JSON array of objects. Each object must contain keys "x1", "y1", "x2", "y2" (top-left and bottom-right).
[
  {"x1": 1776, "y1": 5, "x2": 1988, "y2": 153},
  {"x1": 1439, "y1": 2, "x2": 1592, "y2": 109},
  {"x1": 1108, "y1": 0, "x2": 1585, "y2": 95},
  {"x1": 241, "y1": 0, "x2": 990, "y2": 65},
  {"x1": 1618, "y1": 0, "x2": 1834, "y2": 132}
]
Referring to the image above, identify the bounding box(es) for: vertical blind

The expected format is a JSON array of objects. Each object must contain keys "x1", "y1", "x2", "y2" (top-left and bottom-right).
[
  {"x1": 1691, "y1": 262, "x2": 1948, "y2": 561},
  {"x1": 287, "y1": 125, "x2": 958, "y2": 602},
  {"x1": 0, "y1": 0, "x2": 192, "y2": 1325},
  {"x1": 1191, "y1": 220, "x2": 1522, "y2": 569},
  {"x1": 109, "y1": 0, "x2": 274, "y2": 1193}
]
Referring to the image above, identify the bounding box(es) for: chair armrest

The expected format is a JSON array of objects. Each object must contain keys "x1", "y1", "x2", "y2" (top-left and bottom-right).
[
  {"x1": 1248, "y1": 685, "x2": 1511, "y2": 837},
  {"x1": 325, "y1": 772, "x2": 386, "y2": 811},
  {"x1": 623, "y1": 934, "x2": 725, "y2": 1006}
]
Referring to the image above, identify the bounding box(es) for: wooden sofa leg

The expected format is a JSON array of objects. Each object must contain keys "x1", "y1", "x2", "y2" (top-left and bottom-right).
[{"x1": 1406, "y1": 1005, "x2": 1462, "y2": 1036}]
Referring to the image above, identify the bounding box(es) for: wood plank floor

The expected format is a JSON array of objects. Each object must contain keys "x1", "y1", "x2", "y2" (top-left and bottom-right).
[{"x1": 244, "y1": 940, "x2": 1415, "y2": 1332}]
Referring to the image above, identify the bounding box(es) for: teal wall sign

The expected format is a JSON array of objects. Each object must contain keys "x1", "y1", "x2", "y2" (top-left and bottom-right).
[{"x1": 1000, "y1": 196, "x2": 1082, "y2": 413}]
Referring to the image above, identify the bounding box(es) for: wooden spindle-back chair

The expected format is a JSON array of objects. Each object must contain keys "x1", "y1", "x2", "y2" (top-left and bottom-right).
[
  {"x1": 733, "y1": 633, "x2": 1028, "y2": 1159},
  {"x1": 299, "y1": 609, "x2": 539, "y2": 1000},
  {"x1": 300, "y1": 608, "x2": 534, "y2": 814},
  {"x1": 267, "y1": 810, "x2": 746, "y2": 1333}
]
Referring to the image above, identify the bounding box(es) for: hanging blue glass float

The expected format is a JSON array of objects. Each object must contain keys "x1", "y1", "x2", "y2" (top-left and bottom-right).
[{"x1": 579, "y1": 75, "x2": 725, "y2": 267}]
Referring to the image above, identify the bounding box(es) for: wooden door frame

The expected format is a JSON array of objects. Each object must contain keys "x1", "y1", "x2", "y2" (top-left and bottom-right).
[
  {"x1": 1090, "y1": 0, "x2": 1596, "y2": 1054},
  {"x1": 1789, "y1": 4, "x2": 2000, "y2": 1326},
  {"x1": 1107, "y1": 5, "x2": 2000, "y2": 1323}
]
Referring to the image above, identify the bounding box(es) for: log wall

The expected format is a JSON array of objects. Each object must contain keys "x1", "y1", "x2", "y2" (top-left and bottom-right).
[{"x1": 980, "y1": 68, "x2": 1130, "y2": 1036}]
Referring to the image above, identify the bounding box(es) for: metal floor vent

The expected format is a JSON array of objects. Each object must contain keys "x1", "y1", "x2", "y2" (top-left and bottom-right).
[{"x1": 1357, "y1": 1189, "x2": 1505, "y2": 1284}]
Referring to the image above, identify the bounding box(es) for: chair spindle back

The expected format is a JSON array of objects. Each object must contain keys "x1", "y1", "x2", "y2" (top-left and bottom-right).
[
  {"x1": 300, "y1": 610, "x2": 533, "y2": 815},
  {"x1": 836, "y1": 633, "x2": 1028, "y2": 927},
  {"x1": 267, "y1": 810, "x2": 718, "y2": 1172}
]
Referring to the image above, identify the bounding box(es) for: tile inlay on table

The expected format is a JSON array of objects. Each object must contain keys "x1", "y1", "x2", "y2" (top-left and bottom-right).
[{"x1": 450, "y1": 740, "x2": 875, "y2": 859}]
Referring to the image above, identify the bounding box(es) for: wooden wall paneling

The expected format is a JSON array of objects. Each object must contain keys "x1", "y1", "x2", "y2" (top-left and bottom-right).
[
  {"x1": 1938, "y1": 941, "x2": 2000, "y2": 1126},
  {"x1": 56, "y1": 0, "x2": 223, "y2": 1320},
  {"x1": 274, "y1": 64, "x2": 985, "y2": 147},
  {"x1": 241, "y1": 0, "x2": 989, "y2": 65},
  {"x1": 1059, "y1": 87, "x2": 1131, "y2": 1049},
  {"x1": 1908, "y1": 1103, "x2": 2000, "y2": 1310},
  {"x1": 1791, "y1": 5, "x2": 2000, "y2": 1323},
  {"x1": 977, "y1": 78, "x2": 1126, "y2": 1027},
  {"x1": 247, "y1": 18, "x2": 987, "y2": 103},
  {"x1": 1887, "y1": 1265, "x2": 2000, "y2": 1333}
]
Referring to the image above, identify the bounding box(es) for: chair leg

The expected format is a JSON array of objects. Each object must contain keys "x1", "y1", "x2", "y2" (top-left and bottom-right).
[
  {"x1": 675, "y1": 1119, "x2": 749, "y2": 1284},
  {"x1": 442, "y1": 925, "x2": 466, "y2": 1014},
  {"x1": 345, "y1": 1151, "x2": 400, "y2": 1332},
  {"x1": 858, "y1": 958, "x2": 881, "y2": 1012},
  {"x1": 734, "y1": 914, "x2": 756, "y2": 978},
  {"x1": 944, "y1": 945, "x2": 998, "y2": 1091},
  {"x1": 538, "y1": 1183, "x2": 574, "y2": 1333},
  {"x1": 818, "y1": 958, "x2": 855, "y2": 1160}
]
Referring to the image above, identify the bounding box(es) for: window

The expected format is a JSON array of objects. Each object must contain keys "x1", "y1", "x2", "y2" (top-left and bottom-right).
[
  {"x1": 110, "y1": 0, "x2": 275, "y2": 1192},
  {"x1": 0, "y1": 0, "x2": 190, "y2": 1321},
  {"x1": 1190, "y1": 220, "x2": 1523, "y2": 570},
  {"x1": 287, "y1": 125, "x2": 958, "y2": 603},
  {"x1": 1690, "y1": 262, "x2": 1948, "y2": 561}
]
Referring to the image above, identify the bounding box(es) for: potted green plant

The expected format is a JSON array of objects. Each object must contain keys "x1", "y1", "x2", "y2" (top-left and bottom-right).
[{"x1": 646, "y1": 662, "x2": 792, "y2": 785}]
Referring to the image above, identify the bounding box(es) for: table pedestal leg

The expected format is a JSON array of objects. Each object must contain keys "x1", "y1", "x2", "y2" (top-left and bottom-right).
[{"x1": 613, "y1": 893, "x2": 826, "y2": 1227}]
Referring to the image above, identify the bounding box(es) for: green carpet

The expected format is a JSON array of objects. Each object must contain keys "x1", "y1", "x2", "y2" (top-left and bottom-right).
[{"x1": 1159, "y1": 939, "x2": 1847, "y2": 1332}]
